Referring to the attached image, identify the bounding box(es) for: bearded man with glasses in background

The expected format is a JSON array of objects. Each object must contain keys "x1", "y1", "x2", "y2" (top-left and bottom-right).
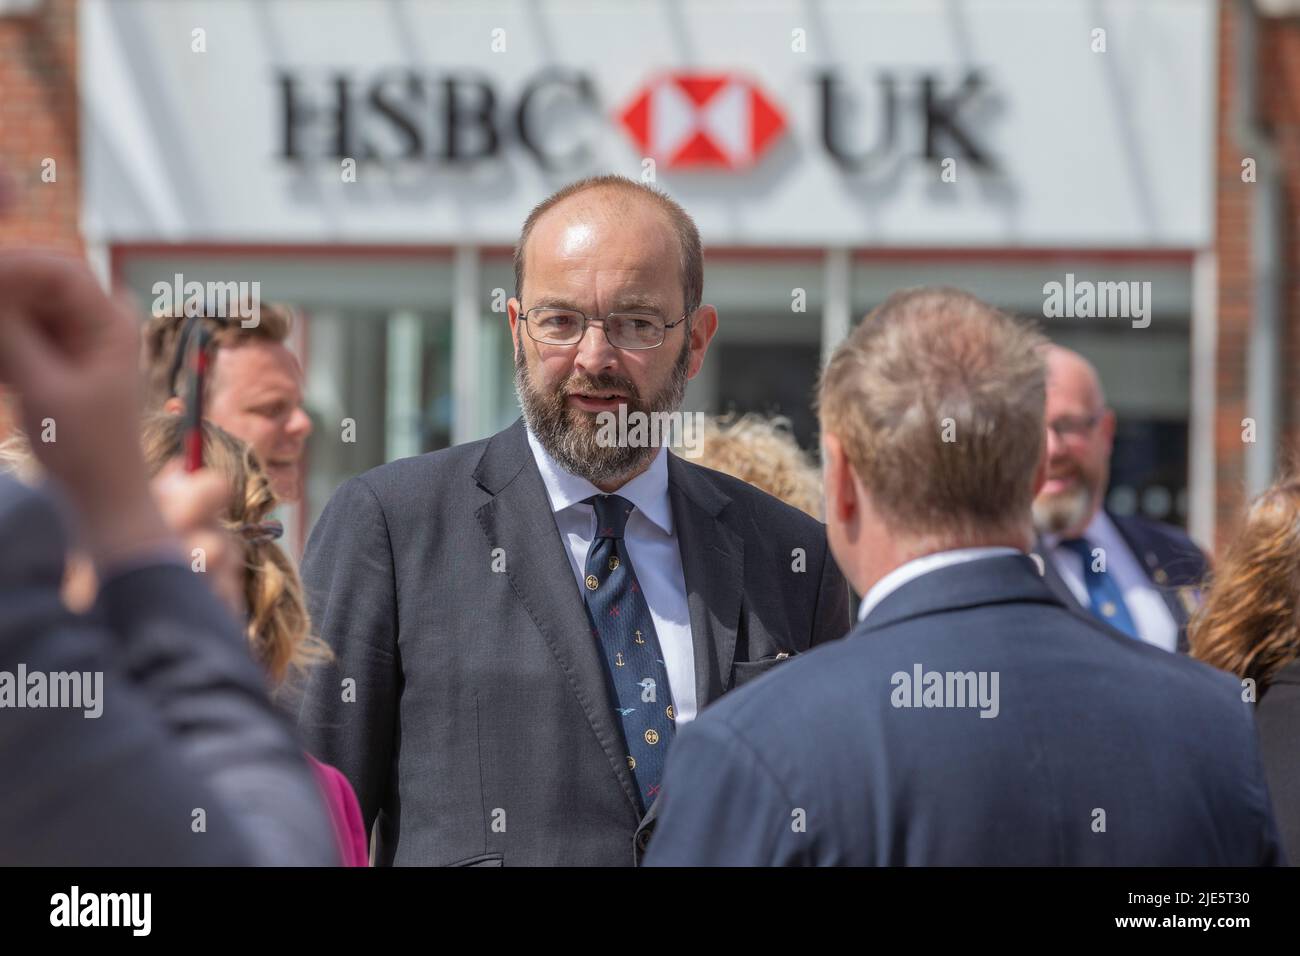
[
  {"x1": 295, "y1": 174, "x2": 851, "y2": 866},
  {"x1": 1030, "y1": 345, "x2": 1209, "y2": 653}
]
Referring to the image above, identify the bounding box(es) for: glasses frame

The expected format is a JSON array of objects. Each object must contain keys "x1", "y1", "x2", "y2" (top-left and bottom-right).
[
  {"x1": 519, "y1": 305, "x2": 690, "y2": 351},
  {"x1": 1047, "y1": 411, "x2": 1104, "y2": 441}
]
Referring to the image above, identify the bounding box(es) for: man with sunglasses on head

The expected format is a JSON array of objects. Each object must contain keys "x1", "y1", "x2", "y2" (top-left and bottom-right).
[
  {"x1": 1031, "y1": 345, "x2": 1208, "y2": 653},
  {"x1": 142, "y1": 305, "x2": 314, "y2": 504},
  {"x1": 296, "y1": 175, "x2": 852, "y2": 866}
]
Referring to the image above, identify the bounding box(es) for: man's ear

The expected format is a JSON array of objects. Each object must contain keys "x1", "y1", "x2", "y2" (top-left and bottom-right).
[
  {"x1": 508, "y1": 297, "x2": 522, "y2": 353},
  {"x1": 162, "y1": 395, "x2": 184, "y2": 416},
  {"x1": 1031, "y1": 436, "x2": 1048, "y2": 499},
  {"x1": 822, "y1": 430, "x2": 857, "y2": 525},
  {"x1": 1100, "y1": 406, "x2": 1117, "y2": 451},
  {"x1": 686, "y1": 306, "x2": 719, "y2": 380}
]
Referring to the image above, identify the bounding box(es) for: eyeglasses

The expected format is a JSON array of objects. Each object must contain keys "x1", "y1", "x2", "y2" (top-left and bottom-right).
[
  {"x1": 1047, "y1": 412, "x2": 1103, "y2": 440},
  {"x1": 520, "y1": 307, "x2": 689, "y2": 350}
]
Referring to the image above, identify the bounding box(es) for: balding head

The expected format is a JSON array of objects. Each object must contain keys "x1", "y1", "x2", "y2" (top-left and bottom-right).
[
  {"x1": 1033, "y1": 345, "x2": 1116, "y2": 537},
  {"x1": 513, "y1": 175, "x2": 703, "y2": 319},
  {"x1": 1045, "y1": 345, "x2": 1106, "y2": 411}
]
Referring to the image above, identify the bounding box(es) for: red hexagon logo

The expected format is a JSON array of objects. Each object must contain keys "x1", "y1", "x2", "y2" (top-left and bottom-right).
[{"x1": 618, "y1": 72, "x2": 787, "y2": 170}]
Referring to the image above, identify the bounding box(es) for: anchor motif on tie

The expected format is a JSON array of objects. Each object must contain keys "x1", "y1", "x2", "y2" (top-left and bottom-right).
[
  {"x1": 634, "y1": 629, "x2": 646, "y2": 645},
  {"x1": 615, "y1": 652, "x2": 625, "y2": 667}
]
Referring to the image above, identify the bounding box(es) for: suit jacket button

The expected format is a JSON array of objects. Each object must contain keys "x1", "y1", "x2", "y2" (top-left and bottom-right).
[{"x1": 636, "y1": 829, "x2": 651, "y2": 850}]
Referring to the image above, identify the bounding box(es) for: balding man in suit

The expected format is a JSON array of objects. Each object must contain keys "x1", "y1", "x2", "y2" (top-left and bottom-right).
[
  {"x1": 297, "y1": 175, "x2": 851, "y2": 866},
  {"x1": 1031, "y1": 346, "x2": 1208, "y2": 652}
]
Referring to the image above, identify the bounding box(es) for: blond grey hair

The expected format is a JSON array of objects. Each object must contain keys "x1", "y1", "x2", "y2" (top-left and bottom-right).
[
  {"x1": 817, "y1": 287, "x2": 1048, "y2": 544},
  {"x1": 686, "y1": 413, "x2": 823, "y2": 519}
]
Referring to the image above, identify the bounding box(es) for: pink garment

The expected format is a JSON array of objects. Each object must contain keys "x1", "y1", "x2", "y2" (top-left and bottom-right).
[{"x1": 306, "y1": 753, "x2": 369, "y2": 866}]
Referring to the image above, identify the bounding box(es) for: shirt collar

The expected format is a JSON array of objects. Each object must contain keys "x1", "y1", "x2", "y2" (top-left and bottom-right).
[
  {"x1": 525, "y1": 426, "x2": 673, "y2": 536},
  {"x1": 856, "y1": 546, "x2": 1022, "y2": 622}
]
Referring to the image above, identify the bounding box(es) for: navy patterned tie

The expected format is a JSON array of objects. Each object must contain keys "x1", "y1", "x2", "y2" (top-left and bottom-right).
[
  {"x1": 581, "y1": 494, "x2": 677, "y2": 812},
  {"x1": 1060, "y1": 537, "x2": 1140, "y2": 640}
]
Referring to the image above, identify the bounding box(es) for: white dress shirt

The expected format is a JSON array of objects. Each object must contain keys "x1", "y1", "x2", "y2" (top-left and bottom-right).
[
  {"x1": 1042, "y1": 510, "x2": 1178, "y2": 652},
  {"x1": 525, "y1": 429, "x2": 698, "y2": 725},
  {"x1": 858, "y1": 547, "x2": 1022, "y2": 623}
]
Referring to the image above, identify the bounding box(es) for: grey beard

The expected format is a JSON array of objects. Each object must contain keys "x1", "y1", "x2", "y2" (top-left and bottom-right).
[
  {"x1": 515, "y1": 337, "x2": 691, "y2": 487},
  {"x1": 1032, "y1": 482, "x2": 1093, "y2": 537}
]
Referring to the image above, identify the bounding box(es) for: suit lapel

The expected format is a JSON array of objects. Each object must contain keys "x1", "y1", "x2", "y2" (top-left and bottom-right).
[
  {"x1": 1108, "y1": 512, "x2": 1199, "y2": 652},
  {"x1": 473, "y1": 420, "x2": 642, "y2": 816},
  {"x1": 1107, "y1": 511, "x2": 1192, "y2": 631},
  {"x1": 667, "y1": 454, "x2": 743, "y2": 711}
]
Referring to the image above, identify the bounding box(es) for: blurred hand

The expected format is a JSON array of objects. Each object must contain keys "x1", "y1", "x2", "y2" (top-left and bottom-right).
[
  {"x1": 150, "y1": 463, "x2": 247, "y2": 620},
  {"x1": 0, "y1": 252, "x2": 166, "y2": 565}
]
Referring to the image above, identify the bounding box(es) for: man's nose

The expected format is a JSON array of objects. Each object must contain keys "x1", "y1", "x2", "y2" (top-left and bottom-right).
[
  {"x1": 573, "y1": 320, "x2": 619, "y2": 374},
  {"x1": 1045, "y1": 425, "x2": 1066, "y2": 460},
  {"x1": 287, "y1": 405, "x2": 313, "y2": 439}
]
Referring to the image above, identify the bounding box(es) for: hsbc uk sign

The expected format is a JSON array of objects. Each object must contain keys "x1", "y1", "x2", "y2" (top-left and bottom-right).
[{"x1": 277, "y1": 68, "x2": 998, "y2": 175}]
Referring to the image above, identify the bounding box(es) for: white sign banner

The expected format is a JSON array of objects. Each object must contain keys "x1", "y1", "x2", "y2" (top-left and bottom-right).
[{"x1": 81, "y1": 0, "x2": 1215, "y2": 248}]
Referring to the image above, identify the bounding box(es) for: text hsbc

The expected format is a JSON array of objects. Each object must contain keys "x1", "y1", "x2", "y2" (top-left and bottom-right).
[{"x1": 278, "y1": 69, "x2": 997, "y2": 172}]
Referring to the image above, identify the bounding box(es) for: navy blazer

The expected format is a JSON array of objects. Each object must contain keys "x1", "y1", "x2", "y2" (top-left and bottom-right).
[
  {"x1": 1033, "y1": 511, "x2": 1209, "y2": 652},
  {"x1": 644, "y1": 553, "x2": 1282, "y2": 866},
  {"x1": 1257, "y1": 659, "x2": 1300, "y2": 865}
]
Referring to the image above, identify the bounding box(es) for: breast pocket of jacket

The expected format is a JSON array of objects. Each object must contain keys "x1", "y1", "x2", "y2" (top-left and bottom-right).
[
  {"x1": 447, "y1": 852, "x2": 504, "y2": 867},
  {"x1": 730, "y1": 651, "x2": 794, "y2": 689}
]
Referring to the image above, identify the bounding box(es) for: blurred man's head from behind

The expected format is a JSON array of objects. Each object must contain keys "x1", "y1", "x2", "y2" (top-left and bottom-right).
[
  {"x1": 508, "y1": 175, "x2": 718, "y2": 491},
  {"x1": 817, "y1": 287, "x2": 1049, "y2": 595},
  {"x1": 1031, "y1": 345, "x2": 1116, "y2": 539},
  {"x1": 142, "y1": 305, "x2": 313, "y2": 503}
]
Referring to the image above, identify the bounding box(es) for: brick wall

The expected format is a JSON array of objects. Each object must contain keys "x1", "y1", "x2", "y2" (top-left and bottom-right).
[
  {"x1": 1216, "y1": 0, "x2": 1251, "y2": 551},
  {"x1": 0, "y1": 0, "x2": 79, "y2": 437},
  {"x1": 1216, "y1": 3, "x2": 1300, "y2": 551},
  {"x1": 0, "y1": 0, "x2": 80, "y2": 253}
]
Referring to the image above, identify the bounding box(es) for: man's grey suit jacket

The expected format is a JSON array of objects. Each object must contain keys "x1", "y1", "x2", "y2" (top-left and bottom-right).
[{"x1": 296, "y1": 417, "x2": 852, "y2": 865}]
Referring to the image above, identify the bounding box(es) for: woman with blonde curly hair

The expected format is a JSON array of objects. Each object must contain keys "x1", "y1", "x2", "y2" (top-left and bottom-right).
[
  {"x1": 681, "y1": 412, "x2": 824, "y2": 519},
  {"x1": 1189, "y1": 477, "x2": 1300, "y2": 863},
  {"x1": 141, "y1": 413, "x2": 369, "y2": 866}
]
